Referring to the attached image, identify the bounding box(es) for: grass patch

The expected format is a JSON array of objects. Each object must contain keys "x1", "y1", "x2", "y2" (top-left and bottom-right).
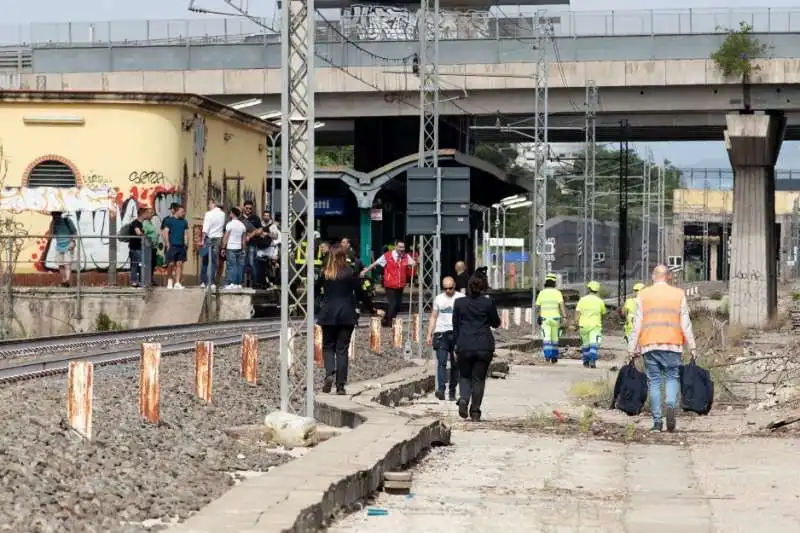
[{"x1": 569, "y1": 378, "x2": 614, "y2": 408}]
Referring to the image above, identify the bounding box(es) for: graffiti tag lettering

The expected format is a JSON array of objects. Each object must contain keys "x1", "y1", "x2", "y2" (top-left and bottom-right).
[
  {"x1": 344, "y1": 5, "x2": 490, "y2": 41},
  {"x1": 732, "y1": 269, "x2": 764, "y2": 281},
  {"x1": 35, "y1": 186, "x2": 181, "y2": 272},
  {"x1": 129, "y1": 171, "x2": 166, "y2": 185},
  {"x1": 83, "y1": 172, "x2": 110, "y2": 189}
]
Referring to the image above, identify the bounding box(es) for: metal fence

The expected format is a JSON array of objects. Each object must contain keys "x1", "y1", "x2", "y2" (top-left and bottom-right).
[{"x1": 1, "y1": 7, "x2": 799, "y2": 47}]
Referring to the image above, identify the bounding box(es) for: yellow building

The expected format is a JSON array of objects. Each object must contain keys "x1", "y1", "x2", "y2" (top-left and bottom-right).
[{"x1": 0, "y1": 90, "x2": 274, "y2": 283}]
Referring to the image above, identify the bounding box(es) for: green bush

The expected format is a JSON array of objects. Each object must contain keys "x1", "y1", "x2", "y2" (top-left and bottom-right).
[
  {"x1": 711, "y1": 22, "x2": 770, "y2": 81},
  {"x1": 95, "y1": 312, "x2": 123, "y2": 332}
]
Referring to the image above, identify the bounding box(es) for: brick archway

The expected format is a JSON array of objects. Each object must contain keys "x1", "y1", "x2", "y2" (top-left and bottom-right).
[{"x1": 22, "y1": 154, "x2": 83, "y2": 188}]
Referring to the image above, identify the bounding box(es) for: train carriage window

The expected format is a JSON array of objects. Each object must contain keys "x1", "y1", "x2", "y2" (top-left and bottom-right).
[{"x1": 27, "y1": 160, "x2": 77, "y2": 188}]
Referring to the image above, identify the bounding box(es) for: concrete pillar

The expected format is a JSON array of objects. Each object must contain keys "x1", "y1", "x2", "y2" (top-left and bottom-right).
[{"x1": 725, "y1": 112, "x2": 785, "y2": 327}]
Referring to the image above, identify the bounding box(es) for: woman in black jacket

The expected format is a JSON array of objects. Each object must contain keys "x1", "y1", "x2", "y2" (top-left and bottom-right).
[
  {"x1": 452, "y1": 274, "x2": 501, "y2": 421},
  {"x1": 317, "y1": 244, "x2": 360, "y2": 395}
]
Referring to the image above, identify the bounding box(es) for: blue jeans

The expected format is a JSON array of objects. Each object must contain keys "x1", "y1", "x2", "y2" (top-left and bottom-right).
[
  {"x1": 644, "y1": 350, "x2": 681, "y2": 423},
  {"x1": 432, "y1": 331, "x2": 457, "y2": 395},
  {"x1": 200, "y1": 238, "x2": 221, "y2": 285},
  {"x1": 246, "y1": 245, "x2": 257, "y2": 286},
  {"x1": 129, "y1": 248, "x2": 143, "y2": 285},
  {"x1": 225, "y1": 249, "x2": 245, "y2": 285}
]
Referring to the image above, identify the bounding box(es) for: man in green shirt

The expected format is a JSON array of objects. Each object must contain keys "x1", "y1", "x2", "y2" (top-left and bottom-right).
[{"x1": 575, "y1": 280, "x2": 607, "y2": 369}]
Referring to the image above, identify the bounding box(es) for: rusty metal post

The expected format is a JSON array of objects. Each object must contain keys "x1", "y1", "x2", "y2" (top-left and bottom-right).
[
  {"x1": 513, "y1": 307, "x2": 522, "y2": 326},
  {"x1": 67, "y1": 361, "x2": 93, "y2": 440},
  {"x1": 139, "y1": 343, "x2": 161, "y2": 424},
  {"x1": 501, "y1": 309, "x2": 510, "y2": 330},
  {"x1": 525, "y1": 307, "x2": 532, "y2": 324},
  {"x1": 369, "y1": 316, "x2": 381, "y2": 353},
  {"x1": 195, "y1": 341, "x2": 214, "y2": 403},
  {"x1": 313, "y1": 324, "x2": 323, "y2": 368},
  {"x1": 348, "y1": 328, "x2": 356, "y2": 360},
  {"x1": 411, "y1": 313, "x2": 420, "y2": 343},
  {"x1": 392, "y1": 318, "x2": 404, "y2": 348},
  {"x1": 241, "y1": 332, "x2": 258, "y2": 384}
]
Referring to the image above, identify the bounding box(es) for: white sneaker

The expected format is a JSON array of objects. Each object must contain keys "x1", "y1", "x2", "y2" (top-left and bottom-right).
[
  {"x1": 174, "y1": 283, "x2": 184, "y2": 289},
  {"x1": 167, "y1": 279, "x2": 174, "y2": 289},
  {"x1": 200, "y1": 283, "x2": 206, "y2": 288},
  {"x1": 210, "y1": 284, "x2": 217, "y2": 291},
  {"x1": 223, "y1": 284, "x2": 236, "y2": 290}
]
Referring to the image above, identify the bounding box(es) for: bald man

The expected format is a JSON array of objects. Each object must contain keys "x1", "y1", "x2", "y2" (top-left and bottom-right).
[
  {"x1": 426, "y1": 276, "x2": 464, "y2": 401},
  {"x1": 628, "y1": 265, "x2": 697, "y2": 433},
  {"x1": 454, "y1": 261, "x2": 468, "y2": 294}
]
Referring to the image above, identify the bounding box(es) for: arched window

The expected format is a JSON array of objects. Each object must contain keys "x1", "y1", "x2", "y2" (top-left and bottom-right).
[{"x1": 27, "y1": 159, "x2": 77, "y2": 188}]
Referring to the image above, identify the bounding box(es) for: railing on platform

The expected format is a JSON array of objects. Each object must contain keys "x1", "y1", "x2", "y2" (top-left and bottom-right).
[{"x1": 1, "y1": 7, "x2": 798, "y2": 47}]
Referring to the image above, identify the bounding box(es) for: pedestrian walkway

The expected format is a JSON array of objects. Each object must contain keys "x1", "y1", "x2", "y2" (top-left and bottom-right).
[{"x1": 330, "y1": 336, "x2": 800, "y2": 533}]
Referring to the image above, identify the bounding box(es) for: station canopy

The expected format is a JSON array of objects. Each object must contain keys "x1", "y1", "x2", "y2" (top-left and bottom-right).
[{"x1": 0, "y1": 187, "x2": 115, "y2": 214}]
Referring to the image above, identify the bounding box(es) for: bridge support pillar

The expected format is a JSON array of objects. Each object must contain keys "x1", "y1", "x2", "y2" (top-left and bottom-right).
[{"x1": 725, "y1": 112, "x2": 786, "y2": 327}]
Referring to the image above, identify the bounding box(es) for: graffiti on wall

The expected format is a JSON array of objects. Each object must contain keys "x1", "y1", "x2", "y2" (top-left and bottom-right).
[
  {"x1": 83, "y1": 172, "x2": 110, "y2": 189},
  {"x1": 343, "y1": 4, "x2": 490, "y2": 41},
  {"x1": 32, "y1": 185, "x2": 181, "y2": 272},
  {"x1": 128, "y1": 170, "x2": 166, "y2": 185}
]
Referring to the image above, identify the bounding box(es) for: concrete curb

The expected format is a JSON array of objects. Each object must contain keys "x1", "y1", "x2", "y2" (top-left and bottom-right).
[{"x1": 169, "y1": 365, "x2": 451, "y2": 533}]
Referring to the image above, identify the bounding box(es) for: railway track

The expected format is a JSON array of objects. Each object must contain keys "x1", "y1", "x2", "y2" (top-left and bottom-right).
[
  {"x1": 0, "y1": 323, "x2": 284, "y2": 384},
  {"x1": 0, "y1": 318, "x2": 280, "y2": 359}
]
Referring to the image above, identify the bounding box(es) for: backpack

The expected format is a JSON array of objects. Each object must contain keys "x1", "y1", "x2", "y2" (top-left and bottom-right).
[
  {"x1": 679, "y1": 358, "x2": 714, "y2": 415},
  {"x1": 118, "y1": 223, "x2": 134, "y2": 243},
  {"x1": 610, "y1": 360, "x2": 648, "y2": 416}
]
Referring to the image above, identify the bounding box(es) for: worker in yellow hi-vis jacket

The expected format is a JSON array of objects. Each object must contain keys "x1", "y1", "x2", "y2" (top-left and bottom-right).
[
  {"x1": 623, "y1": 282, "x2": 645, "y2": 343},
  {"x1": 535, "y1": 273, "x2": 567, "y2": 364}
]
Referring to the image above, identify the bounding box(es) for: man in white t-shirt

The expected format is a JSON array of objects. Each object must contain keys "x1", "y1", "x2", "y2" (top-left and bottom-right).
[
  {"x1": 221, "y1": 207, "x2": 247, "y2": 289},
  {"x1": 426, "y1": 276, "x2": 465, "y2": 401}
]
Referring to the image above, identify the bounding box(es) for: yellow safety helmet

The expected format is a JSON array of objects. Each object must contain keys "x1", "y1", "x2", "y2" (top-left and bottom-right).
[
  {"x1": 545, "y1": 273, "x2": 558, "y2": 281},
  {"x1": 586, "y1": 280, "x2": 600, "y2": 293},
  {"x1": 633, "y1": 282, "x2": 645, "y2": 292}
]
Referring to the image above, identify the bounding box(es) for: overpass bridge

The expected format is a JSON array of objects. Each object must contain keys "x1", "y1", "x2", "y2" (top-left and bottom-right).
[{"x1": 0, "y1": 7, "x2": 794, "y2": 327}]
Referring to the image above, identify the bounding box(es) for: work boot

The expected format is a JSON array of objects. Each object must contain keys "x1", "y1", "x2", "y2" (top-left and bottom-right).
[
  {"x1": 448, "y1": 390, "x2": 457, "y2": 402},
  {"x1": 336, "y1": 385, "x2": 346, "y2": 395},
  {"x1": 434, "y1": 390, "x2": 445, "y2": 401},
  {"x1": 457, "y1": 399, "x2": 469, "y2": 419},
  {"x1": 651, "y1": 419, "x2": 664, "y2": 432},
  {"x1": 665, "y1": 406, "x2": 676, "y2": 433},
  {"x1": 583, "y1": 361, "x2": 590, "y2": 368},
  {"x1": 589, "y1": 361, "x2": 597, "y2": 369},
  {"x1": 470, "y1": 410, "x2": 481, "y2": 422},
  {"x1": 322, "y1": 376, "x2": 333, "y2": 394}
]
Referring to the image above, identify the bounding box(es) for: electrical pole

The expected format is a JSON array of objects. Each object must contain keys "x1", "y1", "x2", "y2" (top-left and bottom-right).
[
  {"x1": 641, "y1": 161, "x2": 651, "y2": 278},
  {"x1": 531, "y1": 12, "x2": 554, "y2": 297},
  {"x1": 617, "y1": 120, "x2": 630, "y2": 308},
  {"x1": 413, "y1": 0, "x2": 442, "y2": 358},
  {"x1": 279, "y1": 0, "x2": 316, "y2": 416},
  {"x1": 583, "y1": 80, "x2": 597, "y2": 283}
]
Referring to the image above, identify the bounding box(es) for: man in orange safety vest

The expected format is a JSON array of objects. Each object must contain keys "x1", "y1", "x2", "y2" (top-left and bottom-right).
[{"x1": 628, "y1": 264, "x2": 697, "y2": 433}]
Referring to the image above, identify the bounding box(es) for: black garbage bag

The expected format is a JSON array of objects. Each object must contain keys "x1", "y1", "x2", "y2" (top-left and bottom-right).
[
  {"x1": 679, "y1": 358, "x2": 714, "y2": 415},
  {"x1": 610, "y1": 360, "x2": 648, "y2": 416}
]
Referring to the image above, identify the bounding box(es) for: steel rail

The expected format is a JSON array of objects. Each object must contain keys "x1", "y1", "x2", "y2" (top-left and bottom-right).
[
  {"x1": 0, "y1": 317, "x2": 369, "y2": 384},
  {"x1": 0, "y1": 325, "x2": 282, "y2": 384},
  {"x1": 0, "y1": 318, "x2": 281, "y2": 358}
]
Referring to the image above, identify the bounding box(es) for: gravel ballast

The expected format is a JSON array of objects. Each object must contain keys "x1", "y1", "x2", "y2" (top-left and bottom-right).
[{"x1": 0, "y1": 327, "x2": 411, "y2": 533}]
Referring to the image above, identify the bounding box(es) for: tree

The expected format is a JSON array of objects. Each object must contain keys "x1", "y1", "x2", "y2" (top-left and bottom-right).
[
  {"x1": 475, "y1": 143, "x2": 682, "y2": 239},
  {"x1": 711, "y1": 22, "x2": 771, "y2": 110}
]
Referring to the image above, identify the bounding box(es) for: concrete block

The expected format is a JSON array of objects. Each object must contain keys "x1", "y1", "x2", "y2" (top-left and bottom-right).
[
  {"x1": 665, "y1": 59, "x2": 707, "y2": 85},
  {"x1": 143, "y1": 71, "x2": 185, "y2": 92},
  {"x1": 782, "y1": 59, "x2": 800, "y2": 84},
  {"x1": 625, "y1": 60, "x2": 666, "y2": 86},
  {"x1": 223, "y1": 69, "x2": 266, "y2": 93},
  {"x1": 60, "y1": 73, "x2": 104, "y2": 91},
  {"x1": 184, "y1": 69, "x2": 225, "y2": 94},
  {"x1": 583, "y1": 60, "x2": 626, "y2": 87},
  {"x1": 751, "y1": 58, "x2": 785, "y2": 84},
  {"x1": 172, "y1": 362, "x2": 450, "y2": 533},
  {"x1": 104, "y1": 71, "x2": 145, "y2": 91}
]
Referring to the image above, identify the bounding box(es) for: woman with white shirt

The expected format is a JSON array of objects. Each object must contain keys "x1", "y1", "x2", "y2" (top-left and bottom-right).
[{"x1": 222, "y1": 207, "x2": 247, "y2": 289}]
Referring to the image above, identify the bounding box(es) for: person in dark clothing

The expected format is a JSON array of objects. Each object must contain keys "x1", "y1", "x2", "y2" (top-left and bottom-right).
[
  {"x1": 452, "y1": 274, "x2": 501, "y2": 421},
  {"x1": 317, "y1": 244, "x2": 360, "y2": 395},
  {"x1": 454, "y1": 261, "x2": 469, "y2": 294}
]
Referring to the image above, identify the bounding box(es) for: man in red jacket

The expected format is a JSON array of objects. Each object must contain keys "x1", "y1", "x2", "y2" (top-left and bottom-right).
[{"x1": 361, "y1": 239, "x2": 416, "y2": 327}]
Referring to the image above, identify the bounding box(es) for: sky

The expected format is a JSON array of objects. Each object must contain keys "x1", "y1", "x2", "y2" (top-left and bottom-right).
[{"x1": 4, "y1": 0, "x2": 799, "y2": 169}]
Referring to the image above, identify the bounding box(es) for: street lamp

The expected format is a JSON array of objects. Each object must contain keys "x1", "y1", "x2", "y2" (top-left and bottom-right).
[{"x1": 491, "y1": 196, "x2": 534, "y2": 289}]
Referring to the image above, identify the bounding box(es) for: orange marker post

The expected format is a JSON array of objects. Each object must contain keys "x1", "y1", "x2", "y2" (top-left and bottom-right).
[
  {"x1": 67, "y1": 361, "x2": 94, "y2": 440},
  {"x1": 195, "y1": 341, "x2": 214, "y2": 403},
  {"x1": 140, "y1": 343, "x2": 161, "y2": 424}
]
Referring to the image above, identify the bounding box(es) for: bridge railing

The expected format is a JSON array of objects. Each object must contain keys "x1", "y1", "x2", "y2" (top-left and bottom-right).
[{"x1": 2, "y1": 7, "x2": 800, "y2": 47}]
